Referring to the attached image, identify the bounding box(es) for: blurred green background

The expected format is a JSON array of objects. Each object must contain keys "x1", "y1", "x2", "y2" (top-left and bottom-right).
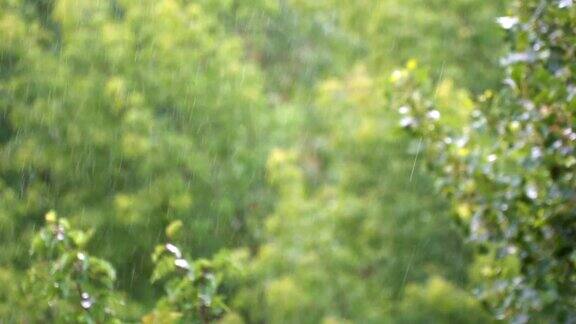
[{"x1": 0, "y1": 0, "x2": 509, "y2": 322}]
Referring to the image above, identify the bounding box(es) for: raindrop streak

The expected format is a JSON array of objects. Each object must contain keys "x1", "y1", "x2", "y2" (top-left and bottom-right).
[
  {"x1": 409, "y1": 62, "x2": 445, "y2": 183},
  {"x1": 409, "y1": 137, "x2": 423, "y2": 182}
]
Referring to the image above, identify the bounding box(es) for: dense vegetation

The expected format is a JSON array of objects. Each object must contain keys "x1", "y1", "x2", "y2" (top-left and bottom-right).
[
  {"x1": 396, "y1": 0, "x2": 576, "y2": 321},
  {"x1": 0, "y1": 0, "x2": 572, "y2": 323}
]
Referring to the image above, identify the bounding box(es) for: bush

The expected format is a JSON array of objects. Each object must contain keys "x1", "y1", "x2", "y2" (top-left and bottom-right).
[{"x1": 395, "y1": 0, "x2": 576, "y2": 321}]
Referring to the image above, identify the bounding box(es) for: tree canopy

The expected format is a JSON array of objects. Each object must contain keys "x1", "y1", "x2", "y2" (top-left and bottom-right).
[{"x1": 1, "y1": 0, "x2": 573, "y2": 323}]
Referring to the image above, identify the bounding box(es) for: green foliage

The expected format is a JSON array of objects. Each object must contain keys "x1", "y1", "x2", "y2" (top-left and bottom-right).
[
  {"x1": 13, "y1": 214, "x2": 234, "y2": 323},
  {"x1": 230, "y1": 68, "x2": 488, "y2": 323},
  {"x1": 0, "y1": 0, "x2": 270, "y2": 300},
  {"x1": 283, "y1": 0, "x2": 506, "y2": 91},
  {"x1": 19, "y1": 211, "x2": 122, "y2": 323},
  {"x1": 146, "y1": 224, "x2": 233, "y2": 323},
  {"x1": 395, "y1": 0, "x2": 576, "y2": 321},
  {"x1": 0, "y1": 0, "x2": 535, "y2": 322},
  {"x1": 396, "y1": 276, "x2": 493, "y2": 324}
]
